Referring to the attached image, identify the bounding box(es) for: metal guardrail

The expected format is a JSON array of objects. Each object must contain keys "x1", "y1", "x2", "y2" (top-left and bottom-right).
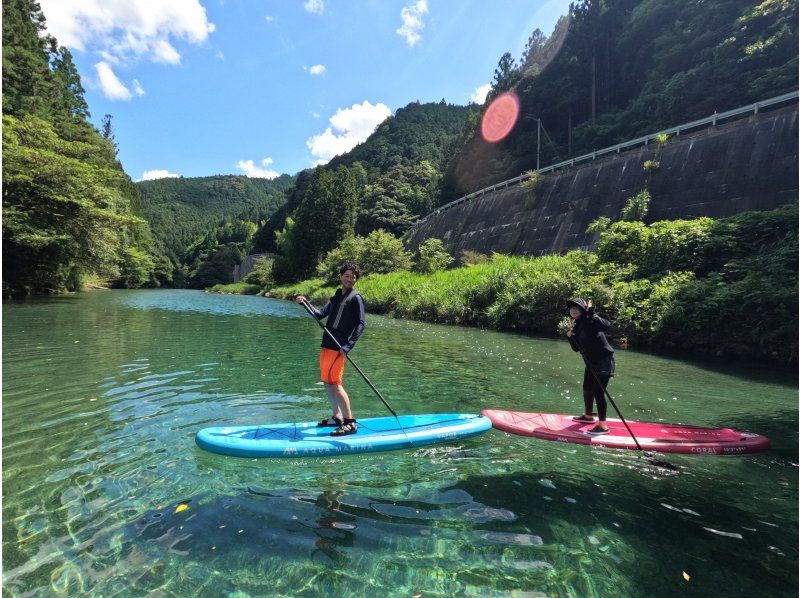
[{"x1": 409, "y1": 90, "x2": 799, "y2": 230}]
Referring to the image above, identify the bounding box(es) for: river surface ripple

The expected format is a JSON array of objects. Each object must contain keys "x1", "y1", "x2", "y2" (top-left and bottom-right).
[{"x1": 3, "y1": 290, "x2": 797, "y2": 596}]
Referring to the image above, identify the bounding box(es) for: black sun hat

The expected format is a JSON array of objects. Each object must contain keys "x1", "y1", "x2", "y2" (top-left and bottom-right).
[{"x1": 566, "y1": 297, "x2": 588, "y2": 312}]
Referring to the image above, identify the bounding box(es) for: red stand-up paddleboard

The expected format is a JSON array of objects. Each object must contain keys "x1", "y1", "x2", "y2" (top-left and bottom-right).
[{"x1": 482, "y1": 411, "x2": 770, "y2": 455}]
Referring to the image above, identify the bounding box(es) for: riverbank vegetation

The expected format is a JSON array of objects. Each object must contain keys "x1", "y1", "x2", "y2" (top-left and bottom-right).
[
  {"x1": 263, "y1": 205, "x2": 797, "y2": 364},
  {"x1": 2, "y1": 0, "x2": 162, "y2": 297}
]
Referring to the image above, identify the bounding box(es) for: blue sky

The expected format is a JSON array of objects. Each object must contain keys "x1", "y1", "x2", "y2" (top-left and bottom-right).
[{"x1": 39, "y1": 0, "x2": 571, "y2": 181}]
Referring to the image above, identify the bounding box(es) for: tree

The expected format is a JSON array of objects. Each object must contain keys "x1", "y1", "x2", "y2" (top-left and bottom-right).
[
  {"x1": 284, "y1": 165, "x2": 359, "y2": 280},
  {"x1": 414, "y1": 238, "x2": 454, "y2": 273},
  {"x1": 2, "y1": 0, "x2": 57, "y2": 118},
  {"x1": 489, "y1": 52, "x2": 521, "y2": 98},
  {"x1": 356, "y1": 193, "x2": 417, "y2": 236},
  {"x1": 316, "y1": 230, "x2": 413, "y2": 284},
  {"x1": 51, "y1": 46, "x2": 89, "y2": 124},
  {"x1": 100, "y1": 113, "x2": 118, "y2": 154}
]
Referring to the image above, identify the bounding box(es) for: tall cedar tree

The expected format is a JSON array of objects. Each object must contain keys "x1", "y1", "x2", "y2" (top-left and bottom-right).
[{"x1": 285, "y1": 166, "x2": 359, "y2": 280}]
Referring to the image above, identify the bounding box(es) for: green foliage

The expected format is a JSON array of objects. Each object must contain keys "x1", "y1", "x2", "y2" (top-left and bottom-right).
[
  {"x1": 279, "y1": 165, "x2": 360, "y2": 281},
  {"x1": 460, "y1": 250, "x2": 491, "y2": 266},
  {"x1": 654, "y1": 133, "x2": 670, "y2": 146},
  {"x1": 598, "y1": 217, "x2": 714, "y2": 279},
  {"x1": 489, "y1": 52, "x2": 522, "y2": 100},
  {"x1": 188, "y1": 244, "x2": 243, "y2": 288},
  {"x1": 136, "y1": 174, "x2": 293, "y2": 268},
  {"x1": 117, "y1": 247, "x2": 156, "y2": 289},
  {"x1": 208, "y1": 282, "x2": 262, "y2": 295},
  {"x1": 444, "y1": 0, "x2": 798, "y2": 197},
  {"x1": 243, "y1": 257, "x2": 274, "y2": 288},
  {"x1": 642, "y1": 160, "x2": 660, "y2": 173},
  {"x1": 266, "y1": 103, "x2": 469, "y2": 275},
  {"x1": 360, "y1": 229, "x2": 414, "y2": 276},
  {"x1": 620, "y1": 189, "x2": 651, "y2": 222},
  {"x1": 586, "y1": 216, "x2": 612, "y2": 234},
  {"x1": 2, "y1": 1, "x2": 159, "y2": 295},
  {"x1": 519, "y1": 170, "x2": 544, "y2": 207},
  {"x1": 316, "y1": 230, "x2": 413, "y2": 284},
  {"x1": 414, "y1": 238, "x2": 454, "y2": 274},
  {"x1": 326, "y1": 102, "x2": 471, "y2": 174},
  {"x1": 316, "y1": 236, "x2": 362, "y2": 284},
  {"x1": 268, "y1": 278, "x2": 335, "y2": 304},
  {"x1": 271, "y1": 206, "x2": 798, "y2": 363},
  {"x1": 3, "y1": 114, "x2": 154, "y2": 294},
  {"x1": 353, "y1": 162, "x2": 440, "y2": 236}
]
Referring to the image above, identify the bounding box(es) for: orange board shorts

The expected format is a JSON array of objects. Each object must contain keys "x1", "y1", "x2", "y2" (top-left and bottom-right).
[{"x1": 319, "y1": 348, "x2": 346, "y2": 385}]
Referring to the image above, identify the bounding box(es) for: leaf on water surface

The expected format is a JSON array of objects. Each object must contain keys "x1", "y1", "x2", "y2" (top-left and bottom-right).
[
  {"x1": 683, "y1": 571, "x2": 691, "y2": 581},
  {"x1": 175, "y1": 504, "x2": 189, "y2": 513}
]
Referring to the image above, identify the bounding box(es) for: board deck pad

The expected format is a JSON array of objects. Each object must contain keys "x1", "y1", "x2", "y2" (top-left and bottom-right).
[
  {"x1": 196, "y1": 413, "x2": 491, "y2": 458},
  {"x1": 482, "y1": 410, "x2": 769, "y2": 455}
]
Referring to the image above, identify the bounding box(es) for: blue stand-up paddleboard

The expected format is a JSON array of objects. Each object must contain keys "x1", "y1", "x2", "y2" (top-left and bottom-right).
[{"x1": 196, "y1": 413, "x2": 491, "y2": 458}]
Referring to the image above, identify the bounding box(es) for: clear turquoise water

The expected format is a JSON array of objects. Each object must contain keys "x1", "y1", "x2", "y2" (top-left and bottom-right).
[{"x1": 3, "y1": 290, "x2": 797, "y2": 596}]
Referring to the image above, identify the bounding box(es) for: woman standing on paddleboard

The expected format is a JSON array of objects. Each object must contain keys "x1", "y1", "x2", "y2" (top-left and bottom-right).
[
  {"x1": 295, "y1": 262, "x2": 366, "y2": 436},
  {"x1": 566, "y1": 297, "x2": 614, "y2": 435}
]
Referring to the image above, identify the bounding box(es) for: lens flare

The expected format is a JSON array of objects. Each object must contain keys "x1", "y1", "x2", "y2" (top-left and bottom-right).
[{"x1": 481, "y1": 92, "x2": 520, "y2": 143}]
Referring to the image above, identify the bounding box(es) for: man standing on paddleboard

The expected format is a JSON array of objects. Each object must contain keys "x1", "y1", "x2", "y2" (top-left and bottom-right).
[
  {"x1": 295, "y1": 262, "x2": 366, "y2": 436},
  {"x1": 565, "y1": 297, "x2": 615, "y2": 435}
]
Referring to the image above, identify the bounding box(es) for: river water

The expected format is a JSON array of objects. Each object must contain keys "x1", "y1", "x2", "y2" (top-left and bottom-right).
[{"x1": 3, "y1": 290, "x2": 797, "y2": 596}]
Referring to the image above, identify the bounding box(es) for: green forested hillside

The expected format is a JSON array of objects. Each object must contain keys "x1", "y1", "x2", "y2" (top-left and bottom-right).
[
  {"x1": 264, "y1": 101, "x2": 472, "y2": 282},
  {"x1": 134, "y1": 174, "x2": 294, "y2": 287},
  {"x1": 136, "y1": 174, "x2": 294, "y2": 262},
  {"x1": 443, "y1": 0, "x2": 798, "y2": 198},
  {"x1": 327, "y1": 101, "x2": 473, "y2": 173},
  {"x1": 2, "y1": 0, "x2": 160, "y2": 296}
]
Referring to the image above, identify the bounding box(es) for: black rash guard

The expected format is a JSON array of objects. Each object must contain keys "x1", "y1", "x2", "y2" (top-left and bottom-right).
[{"x1": 308, "y1": 288, "x2": 366, "y2": 353}]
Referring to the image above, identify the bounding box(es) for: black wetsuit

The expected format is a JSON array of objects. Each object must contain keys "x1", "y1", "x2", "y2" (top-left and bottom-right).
[
  {"x1": 568, "y1": 307, "x2": 615, "y2": 421},
  {"x1": 309, "y1": 288, "x2": 366, "y2": 353}
]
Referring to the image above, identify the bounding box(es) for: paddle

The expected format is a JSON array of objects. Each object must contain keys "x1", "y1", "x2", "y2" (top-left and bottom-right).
[
  {"x1": 298, "y1": 297, "x2": 402, "y2": 423},
  {"x1": 570, "y1": 334, "x2": 677, "y2": 470}
]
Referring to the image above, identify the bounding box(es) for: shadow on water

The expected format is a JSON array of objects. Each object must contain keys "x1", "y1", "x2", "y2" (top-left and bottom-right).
[
  {"x1": 454, "y1": 462, "x2": 798, "y2": 598},
  {"x1": 712, "y1": 408, "x2": 799, "y2": 460},
  {"x1": 119, "y1": 486, "x2": 559, "y2": 595},
  {"x1": 617, "y1": 344, "x2": 798, "y2": 385}
]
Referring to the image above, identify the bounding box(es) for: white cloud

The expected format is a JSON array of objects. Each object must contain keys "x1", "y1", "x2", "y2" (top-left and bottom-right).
[
  {"x1": 306, "y1": 100, "x2": 392, "y2": 164},
  {"x1": 95, "y1": 61, "x2": 132, "y2": 100},
  {"x1": 141, "y1": 169, "x2": 179, "y2": 181},
  {"x1": 308, "y1": 64, "x2": 326, "y2": 75},
  {"x1": 304, "y1": 0, "x2": 324, "y2": 15},
  {"x1": 265, "y1": 15, "x2": 275, "y2": 22},
  {"x1": 237, "y1": 157, "x2": 280, "y2": 179},
  {"x1": 39, "y1": 0, "x2": 215, "y2": 65},
  {"x1": 132, "y1": 79, "x2": 145, "y2": 96},
  {"x1": 471, "y1": 83, "x2": 491, "y2": 105},
  {"x1": 396, "y1": 0, "x2": 428, "y2": 47},
  {"x1": 215, "y1": 50, "x2": 225, "y2": 60}
]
